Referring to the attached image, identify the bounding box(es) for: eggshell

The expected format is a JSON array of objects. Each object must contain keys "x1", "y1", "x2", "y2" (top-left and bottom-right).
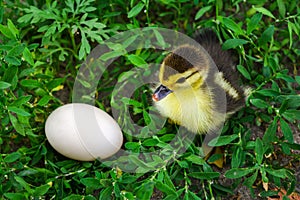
[{"x1": 45, "y1": 103, "x2": 123, "y2": 161}]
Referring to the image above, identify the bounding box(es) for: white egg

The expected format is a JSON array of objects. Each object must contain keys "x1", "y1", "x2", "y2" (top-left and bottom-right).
[{"x1": 45, "y1": 103, "x2": 123, "y2": 161}]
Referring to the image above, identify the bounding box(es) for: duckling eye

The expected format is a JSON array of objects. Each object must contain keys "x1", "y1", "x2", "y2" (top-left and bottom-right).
[{"x1": 176, "y1": 77, "x2": 186, "y2": 83}]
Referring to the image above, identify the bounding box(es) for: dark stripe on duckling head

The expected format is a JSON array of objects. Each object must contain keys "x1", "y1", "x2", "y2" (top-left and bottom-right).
[{"x1": 162, "y1": 45, "x2": 208, "y2": 81}]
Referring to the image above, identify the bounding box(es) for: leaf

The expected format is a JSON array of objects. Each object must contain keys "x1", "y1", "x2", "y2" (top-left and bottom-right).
[
  {"x1": 258, "y1": 25, "x2": 275, "y2": 46},
  {"x1": 3, "y1": 193, "x2": 25, "y2": 200},
  {"x1": 263, "y1": 117, "x2": 278, "y2": 144},
  {"x1": 136, "y1": 181, "x2": 155, "y2": 200},
  {"x1": 3, "y1": 65, "x2": 18, "y2": 83},
  {"x1": 33, "y1": 184, "x2": 51, "y2": 196},
  {"x1": 277, "y1": 0, "x2": 286, "y2": 18},
  {"x1": 8, "y1": 106, "x2": 31, "y2": 117},
  {"x1": 14, "y1": 176, "x2": 33, "y2": 194},
  {"x1": 4, "y1": 152, "x2": 21, "y2": 163},
  {"x1": 237, "y1": 65, "x2": 251, "y2": 80},
  {"x1": 142, "y1": 138, "x2": 158, "y2": 146},
  {"x1": 7, "y1": 19, "x2": 19, "y2": 39},
  {"x1": 255, "y1": 138, "x2": 264, "y2": 165},
  {"x1": 225, "y1": 167, "x2": 255, "y2": 179},
  {"x1": 282, "y1": 109, "x2": 300, "y2": 121},
  {"x1": 100, "y1": 51, "x2": 124, "y2": 61},
  {"x1": 99, "y1": 186, "x2": 113, "y2": 200},
  {"x1": 155, "y1": 181, "x2": 177, "y2": 196},
  {"x1": 222, "y1": 39, "x2": 248, "y2": 50},
  {"x1": 255, "y1": 89, "x2": 279, "y2": 97},
  {"x1": 0, "y1": 81, "x2": 11, "y2": 89},
  {"x1": 9, "y1": 113, "x2": 25, "y2": 136},
  {"x1": 185, "y1": 154, "x2": 205, "y2": 165},
  {"x1": 80, "y1": 178, "x2": 101, "y2": 189},
  {"x1": 243, "y1": 170, "x2": 258, "y2": 187},
  {"x1": 253, "y1": 6, "x2": 275, "y2": 19},
  {"x1": 20, "y1": 79, "x2": 41, "y2": 88},
  {"x1": 195, "y1": 6, "x2": 212, "y2": 20},
  {"x1": 0, "y1": 24, "x2": 15, "y2": 39},
  {"x1": 222, "y1": 18, "x2": 243, "y2": 35},
  {"x1": 4, "y1": 55, "x2": 21, "y2": 65},
  {"x1": 189, "y1": 172, "x2": 220, "y2": 179},
  {"x1": 250, "y1": 99, "x2": 269, "y2": 109},
  {"x1": 38, "y1": 95, "x2": 52, "y2": 106},
  {"x1": 23, "y1": 47, "x2": 34, "y2": 65},
  {"x1": 127, "y1": 54, "x2": 147, "y2": 68},
  {"x1": 153, "y1": 29, "x2": 166, "y2": 48},
  {"x1": 247, "y1": 13, "x2": 262, "y2": 34},
  {"x1": 265, "y1": 168, "x2": 287, "y2": 179},
  {"x1": 280, "y1": 118, "x2": 294, "y2": 143},
  {"x1": 128, "y1": 2, "x2": 144, "y2": 18},
  {"x1": 208, "y1": 134, "x2": 239, "y2": 146}
]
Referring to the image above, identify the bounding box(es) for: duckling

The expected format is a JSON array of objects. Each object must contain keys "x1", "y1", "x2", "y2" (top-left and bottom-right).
[{"x1": 152, "y1": 29, "x2": 247, "y2": 134}]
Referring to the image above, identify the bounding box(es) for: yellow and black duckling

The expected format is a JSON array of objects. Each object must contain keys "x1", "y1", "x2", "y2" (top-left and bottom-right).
[{"x1": 152, "y1": 29, "x2": 247, "y2": 135}]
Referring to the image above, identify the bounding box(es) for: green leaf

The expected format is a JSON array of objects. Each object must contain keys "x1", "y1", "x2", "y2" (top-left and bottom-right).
[
  {"x1": 0, "y1": 81, "x2": 11, "y2": 89},
  {"x1": 14, "y1": 176, "x2": 33, "y2": 194},
  {"x1": 258, "y1": 25, "x2": 274, "y2": 46},
  {"x1": 195, "y1": 6, "x2": 212, "y2": 20},
  {"x1": 282, "y1": 109, "x2": 300, "y2": 121},
  {"x1": 153, "y1": 29, "x2": 167, "y2": 48},
  {"x1": 23, "y1": 47, "x2": 34, "y2": 65},
  {"x1": 100, "y1": 51, "x2": 124, "y2": 61},
  {"x1": 0, "y1": 24, "x2": 15, "y2": 39},
  {"x1": 20, "y1": 79, "x2": 41, "y2": 88},
  {"x1": 7, "y1": 19, "x2": 19, "y2": 39},
  {"x1": 33, "y1": 184, "x2": 51, "y2": 196},
  {"x1": 80, "y1": 178, "x2": 101, "y2": 189},
  {"x1": 4, "y1": 152, "x2": 21, "y2": 163},
  {"x1": 125, "y1": 142, "x2": 140, "y2": 150},
  {"x1": 155, "y1": 181, "x2": 177, "y2": 196},
  {"x1": 247, "y1": 13, "x2": 262, "y2": 34},
  {"x1": 4, "y1": 55, "x2": 21, "y2": 65},
  {"x1": 265, "y1": 168, "x2": 287, "y2": 179},
  {"x1": 3, "y1": 193, "x2": 25, "y2": 200},
  {"x1": 136, "y1": 181, "x2": 155, "y2": 200},
  {"x1": 255, "y1": 89, "x2": 279, "y2": 97},
  {"x1": 276, "y1": 0, "x2": 286, "y2": 18},
  {"x1": 250, "y1": 99, "x2": 269, "y2": 109},
  {"x1": 263, "y1": 117, "x2": 278, "y2": 144},
  {"x1": 99, "y1": 187, "x2": 113, "y2": 200},
  {"x1": 280, "y1": 118, "x2": 294, "y2": 143},
  {"x1": 128, "y1": 2, "x2": 144, "y2": 18},
  {"x1": 128, "y1": 155, "x2": 153, "y2": 170},
  {"x1": 296, "y1": 76, "x2": 300, "y2": 85},
  {"x1": 222, "y1": 18, "x2": 243, "y2": 35},
  {"x1": 225, "y1": 167, "x2": 255, "y2": 179},
  {"x1": 127, "y1": 54, "x2": 147, "y2": 68},
  {"x1": 237, "y1": 65, "x2": 251, "y2": 80},
  {"x1": 189, "y1": 172, "x2": 220, "y2": 179},
  {"x1": 185, "y1": 154, "x2": 205, "y2": 165},
  {"x1": 38, "y1": 95, "x2": 52, "y2": 106},
  {"x1": 142, "y1": 138, "x2": 158, "y2": 146},
  {"x1": 222, "y1": 38, "x2": 248, "y2": 50},
  {"x1": 208, "y1": 134, "x2": 239, "y2": 146},
  {"x1": 8, "y1": 106, "x2": 31, "y2": 117},
  {"x1": 255, "y1": 138, "x2": 264, "y2": 165},
  {"x1": 253, "y1": 6, "x2": 275, "y2": 19},
  {"x1": 3, "y1": 65, "x2": 18, "y2": 86},
  {"x1": 243, "y1": 170, "x2": 258, "y2": 187},
  {"x1": 9, "y1": 113, "x2": 25, "y2": 136}
]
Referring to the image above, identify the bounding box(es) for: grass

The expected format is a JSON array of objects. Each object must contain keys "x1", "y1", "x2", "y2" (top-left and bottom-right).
[{"x1": 1, "y1": 0, "x2": 300, "y2": 199}]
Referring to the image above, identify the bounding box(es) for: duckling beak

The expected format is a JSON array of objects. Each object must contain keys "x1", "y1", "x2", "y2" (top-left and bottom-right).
[{"x1": 152, "y1": 84, "x2": 173, "y2": 101}]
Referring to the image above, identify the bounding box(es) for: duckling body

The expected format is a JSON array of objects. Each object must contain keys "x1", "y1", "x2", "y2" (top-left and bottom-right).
[{"x1": 152, "y1": 29, "x2": 246, "y2": 134}]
